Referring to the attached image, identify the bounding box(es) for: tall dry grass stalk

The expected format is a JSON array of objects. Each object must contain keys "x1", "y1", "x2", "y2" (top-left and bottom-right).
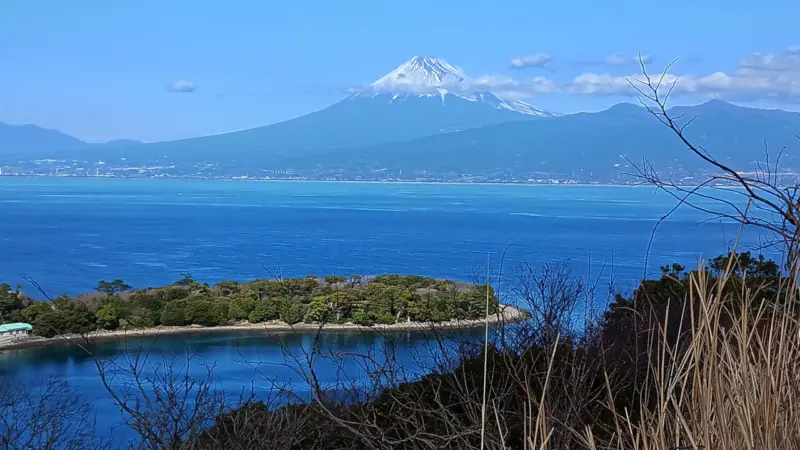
[{"x1": 577, "y1": 259, "x2": 800, "y2": 450}]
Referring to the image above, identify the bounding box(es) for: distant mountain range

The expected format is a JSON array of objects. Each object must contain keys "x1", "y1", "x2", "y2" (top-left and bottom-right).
[
  {"x1": 2, "y1": 56, "x2": 800, "y2": 181},
  {"x1": 0, "y1": 122, "x2": 142, "y2": 157},
  {"x1": 76, "y1": 57, "x2": 554, "y2": 164},
  {"x1": 295, "y1": 99, "x2": 800, "y2": 179},
  {"x1": 1, "y1": 57, "x2": 551, "y2": 162},
  {"x1": 0, "y1": 122, "x2": 86, "y2": 153}
]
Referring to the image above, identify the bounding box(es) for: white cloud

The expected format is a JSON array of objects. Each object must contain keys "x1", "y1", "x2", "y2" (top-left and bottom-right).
[
  {"x1": 739, "y1": 52, "x2": 799, "y2": 72},
  {"x1": 359, "y1": 70, "x2": 558, "y2": 99},
  {"x1": 358, "y1": 47, "x2": 800, "y2": 102},
  {"x1": 167, "y1": 80, "x2": 197, "y2": 93},
  {"x1": 569, "y1": 72, "x2": 637, "y2": 94},
  {"x1": 605, "y1": 53, "x2": 653, "y2": 66},
  {"x1": 510, "y1": 53, "x2": 552, "y2": 69},
  {"x1": 562, "y1": 68, "x2": 796, "y2": 100},
  {"x1": 362, "y1": 68, "x2": 795, "y2": 101},
  {"x1": 526, "y1": 46, "x2": 800, "y2": 100},
  {"x1": 469, "y1": 75, "x2": 558, "y2": 98},
  {"x1": 692, "y1": 72, "x2": 773, "y2": 93}
]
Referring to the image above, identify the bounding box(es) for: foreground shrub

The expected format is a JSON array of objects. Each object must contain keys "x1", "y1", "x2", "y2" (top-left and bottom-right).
[
  {"x1": 189, "y1": 254, "x2": 800, "y2": 450},
  {"x1": 8, "y1": 255, "x2": 798, "y2": 450}
]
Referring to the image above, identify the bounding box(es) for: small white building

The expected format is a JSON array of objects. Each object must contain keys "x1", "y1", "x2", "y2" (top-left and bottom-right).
[{"x1": 0, "y1": 322, "x2": 33, "y2": 338}]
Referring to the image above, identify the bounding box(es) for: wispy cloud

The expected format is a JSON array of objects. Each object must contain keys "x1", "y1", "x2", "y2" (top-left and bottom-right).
[
  {"x1": 563, "y1": 69, "x2": 795, "y2": 100},
  {"x1": 167, "y1": 80, "x2": 197, "y2": 93},
  {"x1": 504, "y1": 47, "x2": 800, "y2": 101},
  {"x1": 510, "y1": 53, "x2": 552, "y2": 69},
  {"x1": 738, "y1": 51, "x2": 800, "y2": 72},
  {"x1": 351, "y1": 47, "x2": 800, "y2": 103},
  {"x1": 354, "y1": 73, "x2": 558, "y2": 99},
  {"x1": 605, "y1": 53, "x2": 653, "y2": 66}
]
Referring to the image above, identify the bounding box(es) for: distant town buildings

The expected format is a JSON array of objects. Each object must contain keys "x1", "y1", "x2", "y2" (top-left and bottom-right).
[{"x1": 2, "y1": 157, "x2": 799, "y2": 186}]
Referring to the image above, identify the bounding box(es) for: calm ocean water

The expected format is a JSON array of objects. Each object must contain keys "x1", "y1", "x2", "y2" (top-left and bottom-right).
[
  {"x1": 0, "y1": 177, "x2": 765, "y2": 443},
  {"x1": 0, "y1": 178, "x2": 756, "y2": 294}
]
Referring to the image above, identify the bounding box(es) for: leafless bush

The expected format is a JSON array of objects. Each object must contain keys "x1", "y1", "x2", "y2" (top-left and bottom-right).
[
  {"x1": 627, "y1": 57, "x2": 800, "y2": 269},
  {"x1": 0, "y1": 377, "x2": 103, "y2": 450},
  {"x1": 512, "y1": 262, "x2": 586, "y2": 347},
  {"x1": 88, "y1": 343, "x2": 232, "y2": 449},
  {"x1": 222, "y1": 259, "x2": 614, "y2": 450}
]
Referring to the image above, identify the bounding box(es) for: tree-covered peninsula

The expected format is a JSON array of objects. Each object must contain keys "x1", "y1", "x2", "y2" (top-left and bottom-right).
[{"x1": 0, "y1": 274, "x2": 500, "y2": 338}]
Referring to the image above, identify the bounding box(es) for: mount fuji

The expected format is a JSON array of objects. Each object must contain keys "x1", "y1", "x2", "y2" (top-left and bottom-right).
[
  {"x1": 69, "y1": 57, "x2": 554, "y2": 164},
  {"x1": 353, "y1": 56, "x2": 552, "y2": 117}
]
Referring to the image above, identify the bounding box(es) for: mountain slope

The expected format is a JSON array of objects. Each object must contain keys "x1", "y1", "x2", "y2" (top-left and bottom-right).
[
  {"x1": 86, "y1": 57, "x2": 552, "y2": 164},
  {"x1": 0, "y1": 122, "x2": 145, "y2": 157},
  {"x1": 288, "y1": 101, "x2": 800, "y2": 179},
  {"x1": 0, "y1": 122, "x2": 87, "y2": 155},
  {"x1": 365, "y1": 56, "x2": 553, "y2": 117},
  {"x1": 98, "y1": 139, "x2": 143, "y2": 147}
]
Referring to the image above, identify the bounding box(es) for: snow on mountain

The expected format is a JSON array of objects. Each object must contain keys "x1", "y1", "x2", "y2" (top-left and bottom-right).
[
  {"x1": 464, "y1": 92, "x2": 552, "y2": 117},
  {"x1": 47, "y1": 56, "x2": 556, "y2": 164},
  {"x1": 371, "y1": 56, "x2": 467, "y2": 92},
  {"x1": 354, "y1": 56, "x2": 554, "y2": 117}
]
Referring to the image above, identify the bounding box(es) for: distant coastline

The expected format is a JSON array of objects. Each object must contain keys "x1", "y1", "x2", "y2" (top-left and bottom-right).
[
  {"x1": 0, "y1": 304, "x2": 526, "y2": 352},
  {"x1": 0, "y1": 173, "x2": 727, "y2": 189}
]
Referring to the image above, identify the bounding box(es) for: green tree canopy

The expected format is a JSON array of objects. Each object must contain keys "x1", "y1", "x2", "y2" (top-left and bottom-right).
[{"x1": 96, "y1": 279, "x2": 132, "y2": 296}]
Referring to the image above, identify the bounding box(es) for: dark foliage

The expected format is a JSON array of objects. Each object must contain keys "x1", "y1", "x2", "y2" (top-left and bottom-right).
[
  {"x1": 1, "y1": 253, "x2": 786, "y2": 449},
  {"x1": 186, "y1": 252, "x2": 790, "y2": 449},
  {"x1": 1, "y1": 275, "x2": 499, "y2": 337}
]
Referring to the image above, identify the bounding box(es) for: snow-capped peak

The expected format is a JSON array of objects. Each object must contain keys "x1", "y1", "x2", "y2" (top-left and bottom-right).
[
  {"x1": 467, "y1": 92, "x2": 553, "y2": 117},
  {"x1": 371, "y1": 56, "x2": 467, "y2": 91},
  {"x1": 357, "y1": 56, "x2": 555, "y2": 117}
]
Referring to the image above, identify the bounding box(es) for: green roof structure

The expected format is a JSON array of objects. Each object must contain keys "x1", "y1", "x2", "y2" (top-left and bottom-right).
[{"x1": 0, "y1": 323, "x2": 33, "y2": 333}]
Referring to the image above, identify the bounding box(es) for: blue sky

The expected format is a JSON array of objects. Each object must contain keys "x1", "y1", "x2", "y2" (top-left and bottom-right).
[{"x1": 1, "y1": 0, "x2": 798, "y2": 142}]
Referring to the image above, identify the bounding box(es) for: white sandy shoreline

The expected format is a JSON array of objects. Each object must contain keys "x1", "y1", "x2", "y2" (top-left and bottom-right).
[{"x1": 0, "y1": 305, "x2": 527, "y2": 352}]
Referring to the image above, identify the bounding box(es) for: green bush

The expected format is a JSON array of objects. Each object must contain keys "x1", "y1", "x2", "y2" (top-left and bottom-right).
[
  {"x1": 374, "y1": 313, "x2": 396, "y2": 325},
  {"x1": 280, "y1": 301, "x2": 306, "y2": 325},
  {"x1": 161, "y1": 301, "x2": 187, "y2": 326},
  {"x1": 228, "y1": 294, "x2": 256, "y2": 321},
  {"x1": 185, "y1": 297, "x2": 217, "y2": 326},
  {"x1": 129, "y1": 292, "x2": 164, "y2": 326},
  {"x1": 2, "y1": 274, "x2": 509, "y2": 336},
  {"x1": 211, "y1": 299, "x2": 229, "y2": 325},
  {"x1": 95, "y1": 296, "x2": 131, "y2": 330},
  {"x1": 214, "y1": 280, "x2": 241, "y2": 296},
  {"x1": 249, "y1": 298, "x2": 280, "y2": 323},
  {"x1": 352, "y1": 310, "x2": 374, "y2": 327},
  {"x1": 306, "y1": 296, "x2": 331, "y2": 323}
]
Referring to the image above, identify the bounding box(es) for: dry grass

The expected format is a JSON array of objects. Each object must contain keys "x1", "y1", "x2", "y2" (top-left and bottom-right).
[
  {"x1": 88, "y1": 254, "x2": 800, "y2": 449},
  {"x1": 517, "y1": 257, "x2": 800, "y2": 450},
  {"x1": 22, "y1": 255, "x2": 798, "y2": 449}
]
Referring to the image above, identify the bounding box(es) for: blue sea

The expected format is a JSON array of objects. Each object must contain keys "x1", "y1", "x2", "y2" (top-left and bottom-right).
[
  {"x1": 0, "y1": 178, "x2": 757, "y2": 294},
  {"x1": 0, "y1": 177, "x2": 766, "y2": 444}
]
